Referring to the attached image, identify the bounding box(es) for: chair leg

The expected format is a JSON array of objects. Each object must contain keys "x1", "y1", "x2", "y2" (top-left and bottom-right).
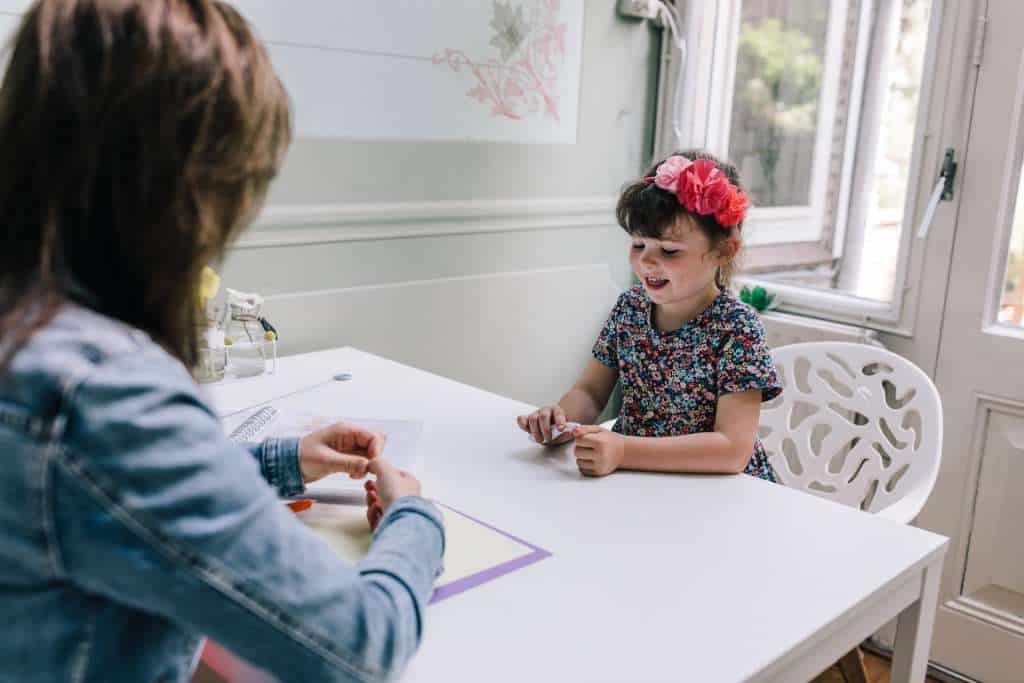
[{"x1": 837, "y1": 647, "x2": 869, "y2": 683}]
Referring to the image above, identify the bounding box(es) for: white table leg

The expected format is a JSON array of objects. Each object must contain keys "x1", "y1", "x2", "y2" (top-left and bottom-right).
[{"x1": 891, "y1": 559, "x2": 942, "y2": 683}]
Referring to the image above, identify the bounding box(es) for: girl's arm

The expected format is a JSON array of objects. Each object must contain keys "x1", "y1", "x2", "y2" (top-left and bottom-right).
[
  {"x1": 518, "y1": 359, "x2": 618, "y2": 444},
  {"x1": 622, "y1": 390, "x2": 761, "y2": 474},
  {"x1": 558, "y1": 359, "x2": 619, "y2": 425},
  {"x1": 524, "y1": 290, "x2": 625, "y2": 443},
  {"x1": 574, "y1": 389, "x2": 762, "y2": 476}
]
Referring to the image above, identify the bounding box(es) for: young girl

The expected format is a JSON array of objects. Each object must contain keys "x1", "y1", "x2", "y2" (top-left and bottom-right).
[
  {"x1": 0, "y1": 2, "x2": 441, "y2": 681},
  {"x1": 517, "y1": 150, "x2": 781, "y2": 480}
]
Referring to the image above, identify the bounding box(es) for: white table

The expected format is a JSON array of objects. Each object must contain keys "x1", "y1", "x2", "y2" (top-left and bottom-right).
[{"x1": 207, "y1": 348, "x2": 948, "y2": 683}]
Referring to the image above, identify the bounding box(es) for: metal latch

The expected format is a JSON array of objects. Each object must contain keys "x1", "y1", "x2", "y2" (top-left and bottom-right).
[
  {"x1": 940, "y1": 148, "x2": 957, "y2": 200},
  {"x1": 917, "y1": 148, "x2": 957, "y2": 240}
]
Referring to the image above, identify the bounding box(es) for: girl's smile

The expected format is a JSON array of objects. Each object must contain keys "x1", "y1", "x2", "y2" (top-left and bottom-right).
[{"x1": 643, "y1": 276, "x2": 669, "y2": 291}]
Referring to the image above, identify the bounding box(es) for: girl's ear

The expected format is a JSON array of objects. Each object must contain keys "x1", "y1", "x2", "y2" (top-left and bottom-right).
[{"x1": 716, "y1": 236, "x2": 740, "y2": 264}]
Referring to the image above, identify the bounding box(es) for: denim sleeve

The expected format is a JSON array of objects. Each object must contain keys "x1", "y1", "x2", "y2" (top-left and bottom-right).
[
  {"x1": 51, "y1": 350, "x2": 445, "y2": 682},
  {"x1": 242, "y1": 439, "x2": 307, "y2": 498}
]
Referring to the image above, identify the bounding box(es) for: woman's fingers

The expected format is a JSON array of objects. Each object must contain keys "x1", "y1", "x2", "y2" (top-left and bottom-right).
[
  {"x1": 326, "y1": 423, "x2": 386, "y2": 459},
  {"x1": 320, "y1": 453, "x2": 369, "y2": 478},
  {"x1": 367, "y1": 504, "x2": 384, "y2": 530},
  {"x1": 367, "y1": 457, "x2": 393, "y2": 478},
  {"x1": 349, "y1": 455, "x2": 370, "y2": 479}
]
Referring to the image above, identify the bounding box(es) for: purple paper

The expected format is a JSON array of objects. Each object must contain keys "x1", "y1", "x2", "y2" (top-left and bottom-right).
[{"x1": 428, "y1": 504, "x2": 552, "y2": 604}]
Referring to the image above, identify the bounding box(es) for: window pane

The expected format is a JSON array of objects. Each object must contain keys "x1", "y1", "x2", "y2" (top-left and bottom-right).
[
  {"x1": 728, "y1": 0, "x2": 830, "y2": 207},
  {"x1": 845, "y1": 0, "x2": 931, "y2": 302},
  {"x1": 999, "y1": 171, "x2": 1024, "y2": 327},
  {"x1": 746, "y1": 0, "x2": 932, "y2": 306}
]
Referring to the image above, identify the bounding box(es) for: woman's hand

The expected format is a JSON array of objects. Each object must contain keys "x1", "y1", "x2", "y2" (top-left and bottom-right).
[
  {"x1": 517, "y1": 405, "x2": 574, "y2": 445},
  {"x1": 298, "y1": 422, "x2": 386, "y2": 484},
  {"x1": 572, "y1": 424, "x2": 625, "y2": 477},
  {"x1": 364, "y1": 459, "x2": 422, "y2": 530}
]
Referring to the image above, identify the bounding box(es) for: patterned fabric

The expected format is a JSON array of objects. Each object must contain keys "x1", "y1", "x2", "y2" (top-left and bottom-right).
[{"x1": 593, "y1": 286, "x2": 782, "y2": 481}]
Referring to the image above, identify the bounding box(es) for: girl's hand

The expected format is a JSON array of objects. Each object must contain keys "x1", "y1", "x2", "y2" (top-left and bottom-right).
[
  {"x1": 365, "y1": 459, "x2": 422, "y2": 530},
  {"x1": 572, "y1": 424, "x2": 625, "y2": 477},
  {"x1": 517, "y1": 405, "x2": 573, "y2": 445},
  {"x1": 298, "y1": 422, "x2": 386, "y2": 484}
]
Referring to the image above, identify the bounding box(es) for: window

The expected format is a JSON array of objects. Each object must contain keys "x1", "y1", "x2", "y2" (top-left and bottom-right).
[
  {"x1": 660, "y1": 0, "x2": 937, "y2": 322},
  {"x1": 728, "y1": 2, "x2": 831, "y2": 210},
  {"x1": 999, "y1": 169, "x2": 1024, "y2": 328}
]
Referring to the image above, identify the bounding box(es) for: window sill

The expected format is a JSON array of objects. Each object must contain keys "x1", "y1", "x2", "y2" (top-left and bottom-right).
[{"x1": 743, "y1": 242, "x2": 834, "y2": 273}]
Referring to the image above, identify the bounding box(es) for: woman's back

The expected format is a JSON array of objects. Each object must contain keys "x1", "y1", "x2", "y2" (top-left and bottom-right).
[
  {"x1": 0, "y1": 303, "x2": 444, "y2": 681},
  {"x1": 0, "y1": 3, "x2": 444, "y2": 677},
  {"x1": 0, "y1": 305, "x2": 216, "y2": 680}
]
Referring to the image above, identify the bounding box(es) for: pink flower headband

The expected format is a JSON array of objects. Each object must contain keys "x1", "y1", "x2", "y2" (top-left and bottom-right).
[{"x1": 643, "y1": 155, "x2": 748, "y2": 229}]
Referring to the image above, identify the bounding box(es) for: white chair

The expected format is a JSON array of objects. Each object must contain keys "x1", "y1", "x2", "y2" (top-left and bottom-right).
[
  {"x1": 760, "y1": 341, "x2": 943, "y2": 524},
  {"x1": 761, "y1": 342, "x2": 943, "y2": 682}
]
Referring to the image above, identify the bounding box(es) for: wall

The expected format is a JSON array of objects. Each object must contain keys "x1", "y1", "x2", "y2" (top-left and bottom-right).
[{"x1": 221, "y1": 5, "x2": 661, "y2": 406}]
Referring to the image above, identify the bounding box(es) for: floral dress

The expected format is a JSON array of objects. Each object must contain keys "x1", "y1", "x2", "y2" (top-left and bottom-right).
[{"x1": 592, "y1": 286, "x2": 782, "y2": 481}]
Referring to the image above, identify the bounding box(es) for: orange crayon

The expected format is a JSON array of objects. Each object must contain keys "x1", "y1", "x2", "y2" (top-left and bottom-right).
[{"x1": 286, "y1": 499, "x2": 313, "y2": 513}]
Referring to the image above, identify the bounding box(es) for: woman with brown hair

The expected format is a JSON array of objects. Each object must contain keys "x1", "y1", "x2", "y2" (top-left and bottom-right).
[{"x1": 0, "y1": 2, "x2": 443, "y2": 681}]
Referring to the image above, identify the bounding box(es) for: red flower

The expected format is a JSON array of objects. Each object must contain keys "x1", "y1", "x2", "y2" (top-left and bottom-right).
[
  {"x1": 700, "y1": 174, "x2": 732, "y2": 215},
  {"x1": 715, "y1": 189, "x2": 749, "y2": 227},
  {"x1": 678, "y1": 159, "x2": 731, "y2": 216},
  {"x1": 678, "y1": 159, "x2": 713, "y2": 210}
]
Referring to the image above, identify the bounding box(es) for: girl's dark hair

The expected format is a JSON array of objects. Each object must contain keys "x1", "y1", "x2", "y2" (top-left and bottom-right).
[
  {"x1": 616, "y1": 149, "x2": 746, "y2": 288},
  {"x1": 0, "y1": 0, "x2": 292, "y2": 370}
]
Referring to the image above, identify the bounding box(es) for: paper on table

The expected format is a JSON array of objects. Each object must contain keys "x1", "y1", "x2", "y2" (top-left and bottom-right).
[
  {"x1": 203, "y1": 501, "x2": 551, "y2": 679},
  {"x1": 265, "y1": 412, "x2": 423, "y2": 499},
  {"x1": 296, "y1": 502, "x2": 550, "y2": 603},
  {"x1": 526, "y1": 421, "x2": 580, "y2": 444}
]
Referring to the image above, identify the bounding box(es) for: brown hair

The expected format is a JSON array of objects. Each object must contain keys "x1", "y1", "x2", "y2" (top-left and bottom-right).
[
  {"x1": 0, "y1": 0, "x2": 291, "y2": 370},
  {"x1": 616, "y1": 149, "x2": 746, "y2": 288}
]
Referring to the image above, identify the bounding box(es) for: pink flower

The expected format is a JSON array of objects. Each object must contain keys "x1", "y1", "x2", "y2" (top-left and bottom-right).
[
  {"x1": 715, "y1": 189, "x2": 749, "y2": 227},
  {"x1": 653, "y1": 155, "x2": 692, "y2": 193}
]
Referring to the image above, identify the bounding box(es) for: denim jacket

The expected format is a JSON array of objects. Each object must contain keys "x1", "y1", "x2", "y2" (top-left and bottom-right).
[{"x1": 0, "y1": 304, "x2": 445, "y2": 682}]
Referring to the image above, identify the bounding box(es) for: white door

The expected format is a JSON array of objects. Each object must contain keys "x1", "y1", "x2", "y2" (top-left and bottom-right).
[{"x1": 917, "y1": 1, "x2": 1024, "y2": 679}]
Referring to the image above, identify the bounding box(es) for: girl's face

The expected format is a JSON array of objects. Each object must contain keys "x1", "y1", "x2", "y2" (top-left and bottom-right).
[{"x1": 629, "y1": 218, "x2": 728, "y2": 305}]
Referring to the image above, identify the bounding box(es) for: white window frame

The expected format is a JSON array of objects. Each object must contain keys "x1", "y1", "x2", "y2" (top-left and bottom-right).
[
  {"x1": 710, "y1": 0, "x2": 848, "y2": 247},
  {"x1": 984, "y1": 64, "x2": 1024, "y2": 343},
  {"x1": 654, "y1": 0, "x2": 950, "y2": 331}
]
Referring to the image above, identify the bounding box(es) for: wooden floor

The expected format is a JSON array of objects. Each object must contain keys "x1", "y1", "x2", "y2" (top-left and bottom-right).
[
  {"x1": 812, "y1": 651, "x2": 942, "y2": 683},
  {"x1": 194, "y1": 649, "x2": 942, "y2": 683}
]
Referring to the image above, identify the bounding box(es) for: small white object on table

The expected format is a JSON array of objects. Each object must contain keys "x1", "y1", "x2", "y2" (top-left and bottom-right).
[{"x1": 205, "y1": 347, "x2": 947, "y2": 683}]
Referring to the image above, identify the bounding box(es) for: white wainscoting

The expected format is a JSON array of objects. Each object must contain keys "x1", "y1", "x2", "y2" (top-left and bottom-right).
[{"x1": 260, "y1": 264, "x2": 619, "y2": 407}]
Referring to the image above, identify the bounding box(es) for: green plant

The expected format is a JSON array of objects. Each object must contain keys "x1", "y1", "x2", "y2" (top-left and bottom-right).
[{"x1": 740, "y1": 285, "x2": 777, "y2": 312}]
